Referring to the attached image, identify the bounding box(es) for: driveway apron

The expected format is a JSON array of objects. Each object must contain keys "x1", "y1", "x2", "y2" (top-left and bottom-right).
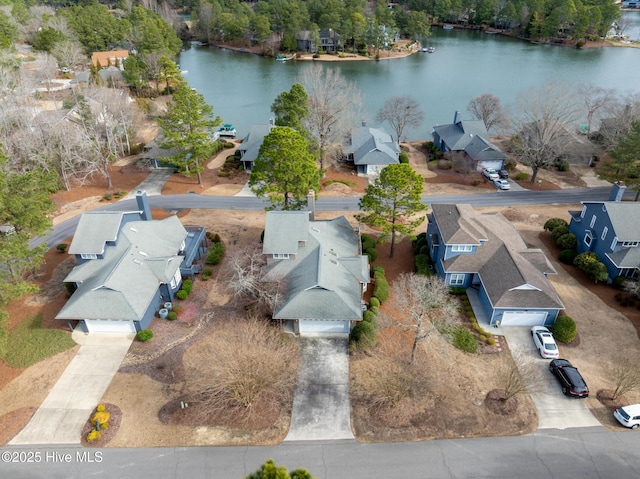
[
  {"x1": 501, "y1": 327, "x2": 601, "y2": 430},
  {"x1": 9, "y1": 331, "x2": 134, "y2": 445},
  {"x1": 285, "y1": 336, "x2": 355, "y2": 442}
]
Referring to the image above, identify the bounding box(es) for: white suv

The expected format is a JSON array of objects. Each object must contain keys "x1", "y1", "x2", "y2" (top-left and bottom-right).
[
  {"x1": 482, "y1": 168, "x2": 499, "y2": 180},
  {"x1": 614, "y1": 404, "x2": 640, "y2": 429}
]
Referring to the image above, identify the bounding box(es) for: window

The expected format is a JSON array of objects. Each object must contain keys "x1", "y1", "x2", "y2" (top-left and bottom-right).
[
  {"x1": 80, "y1": 253, "x2": 97, "y2": 260},
  {"x1": 170, "y1": 269, "x2": 181, "y2": 289},
  {"x1": 584, "y1": 233, "x2": 592, "y2": 247},
  {"x1": 272, "y1": 253, "x2": 290, "y2": 259},
  {"x1": 590, "y1": 215, "x2": 596, "y2": 228},
  {"x1": 451, "y1": 245, "x2": 473, "y2": 252},
  {"x1": 601, "y1": 227, "x2": 608, "y2": 241},
  {"x1": 622, "y1": 241, "x2": 639, "y2": 247},
  {"x1": 450, "y1": 274, "x2": 465, "y2": 285},
  {"x1": 611, "y1": 236, "x2": 617, "y2": 251},
  {"x1": 580, "y1": 206, "x2": 586, "y2": 218}
]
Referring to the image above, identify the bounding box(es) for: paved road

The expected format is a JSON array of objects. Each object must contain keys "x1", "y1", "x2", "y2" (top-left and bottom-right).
[
  {"x1": 1, "y1": 427, "x2": 639, "y2": 478},
  {"x1": 35, "y1": 186, "x2": 632, "y2": 248}
]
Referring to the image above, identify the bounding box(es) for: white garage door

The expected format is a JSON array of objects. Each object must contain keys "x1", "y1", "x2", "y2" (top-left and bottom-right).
[
  {"x1": 84, "y1": 319, "x2": 137, "y2": 333},
  {"x1": 299, "y1": 319, "x2": 350, "y2": 334},
  {"x1": 478, "y1": 160, "x2": 503, "y2": 171},
  {"x1": 500, "y1": 311, "x2": 547, "y2": 327}
]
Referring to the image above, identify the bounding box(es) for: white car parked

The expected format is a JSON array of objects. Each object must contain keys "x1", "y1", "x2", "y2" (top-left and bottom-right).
[
  {"x1": 494, "y1": 179, "x2": 511, "y2": 190},
  {"x1": 614, "y1": 404, "x2": 640, "y2": 429},
  {"x1": 482, "y1": 168, "x2": 499, "y2": 181},
  {"x1": 530, "y1": 326, "x2": 559, "y2": 359}
]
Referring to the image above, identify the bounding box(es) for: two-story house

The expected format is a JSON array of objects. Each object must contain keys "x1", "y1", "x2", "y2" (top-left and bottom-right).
[
  {"x1": 568, "y1": 182, "x2": 639, "y2": 281},
  {"x1": 56, "y1": 191, "x2": 208, "y2": 333},
  {"x1": 427, "y1": 204, "x2": 564, "y2": 327},
  {"x1": 261, "y1": 205, "x2": 370, "y2": 335}
]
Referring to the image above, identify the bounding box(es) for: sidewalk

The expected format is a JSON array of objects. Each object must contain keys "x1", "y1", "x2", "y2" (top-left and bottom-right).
[{"x1": 9, "y1": 331, "x2": 133, "y2": 445}]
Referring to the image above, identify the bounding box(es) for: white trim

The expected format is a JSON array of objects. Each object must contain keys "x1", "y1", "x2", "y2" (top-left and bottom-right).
[
  {"x1": 273, "y1": 253, "x2": 290, "y2": 259},
  {"x1": 80, "y1": 253, "x2": 98, "y2": 260},
  {"x1": 611, "y1": 236, "x2": 617, "y2": 251},
  {"x1": 590, "y1": 215, "x2": 596, "y2": 228},
  {"x1": 584, "y1": 232, "x2": 592, "y2": 247},
  {"x1": 451, "y1": 245, "x2": 473, "y2": 252},
  {"x1": 601, "y1": 227, "x2": 608, "y2": 241},
  {"x1": 450, "y1": 273, "x2": 465, "y2": 285}
]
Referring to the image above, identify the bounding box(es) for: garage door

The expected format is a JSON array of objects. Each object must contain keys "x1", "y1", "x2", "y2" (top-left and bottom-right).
[
  {"x1": 500, "y1": 311, "x2": 547, "y2": 327},
  {"x1": 477, "y1": 160, "x2": 503, "y2": 171},
  {"x1": 299, "y1": 319, "x2": 350, "y2": 334},
  {"x1": 84, "y1": 319, "x2": 137, "y2": 333}
]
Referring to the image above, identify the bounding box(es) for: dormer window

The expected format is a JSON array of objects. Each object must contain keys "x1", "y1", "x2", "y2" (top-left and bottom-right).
[
  {"x1": 451, "y1": 245, "x2": 473, "y2": 252},
  {"x1": 273, "y1": 253, "x2": 290, "y2": 259},
  {"x1": 80, "y1": 253, "x2": 98, "y2": 260},
  {"x1": 622, "y1": 241, "x2": 639, "y2": 247}
]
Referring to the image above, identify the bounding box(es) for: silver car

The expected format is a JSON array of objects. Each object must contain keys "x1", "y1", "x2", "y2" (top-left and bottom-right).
[{"x1": 531, "y1": 326, "x2": 559, "y2": 359}]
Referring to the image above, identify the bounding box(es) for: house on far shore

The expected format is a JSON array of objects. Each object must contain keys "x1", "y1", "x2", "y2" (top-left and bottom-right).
[
  {"x1": 237, "y1": 122, "x2": 274, "y2": 171},
  {"x1": 568, "y1": 181, "x2": 639, "y2": 282},
  {"x1": 427, "y1": 203, "x2": 564, "y2": 327},
  {"x1": 56, "y1": 191, "x2": 208, "y2": 333},
  {"x1": 91, "y1": 50, "x2": 129, "y2": 70},
  {"x1": 432, "y1": 110, "x2": 507, "y2": 172},
  {"x1": 261, "y1": 199, "x2": 370, "y2": 335},
  {"x1": 342, "y1": 124, "x2": 400, "y2": 175}
]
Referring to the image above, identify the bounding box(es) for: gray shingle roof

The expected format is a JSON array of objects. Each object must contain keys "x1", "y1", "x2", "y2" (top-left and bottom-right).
[
  {"x1": 56, "y1": 215, "x2": 187, "y2": 322},
  {"x1": 437, "y1": 205, "x2": 563, "y2": 310},
  {"x1": 600, "y1": 202, "x2": 640, "y2": 241},
  {"x1": 345, "y1": 126, "x2": 400, "y2": 166},
  {"x1": 238, "y1": 124, "x2": 273, "y2": 164},
  {"x1": 262, "y1": 213, "x2": 369, "y2": 321},
  {"x1": 430, "y1": 204, "x2": 486, "y2": 246},
  {"x1": 262, "y1": 211, "x2": 310, "y2": 255},
  {"x1": 68, "y1": 212, "x2": 131, "y2": 255}
]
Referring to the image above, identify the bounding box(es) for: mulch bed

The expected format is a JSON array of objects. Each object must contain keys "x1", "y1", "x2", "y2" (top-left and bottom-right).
[
  {"x1": 485, "y1": 389, "x2": 519, "y2": 416},
  {"x1": 80, "y1": 403, "x2": 122, "y2": 447},
  {"x1": 0, "y1": 407, "x2": 37, "y2": 445}
]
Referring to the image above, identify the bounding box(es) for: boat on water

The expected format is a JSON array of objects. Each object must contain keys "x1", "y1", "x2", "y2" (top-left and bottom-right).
[
  {"x1": 218, "y1": 124, "x2": 236, "y2": 138},
  {"x1": 275, "y1": 54, "x2": 295, "y2": 61},
  {"x1": 443, "y1": 24, "x2": 454, "y2": 30},
  {"x1": 420, "y1": 46, "x2": 436, "y2": 53}
]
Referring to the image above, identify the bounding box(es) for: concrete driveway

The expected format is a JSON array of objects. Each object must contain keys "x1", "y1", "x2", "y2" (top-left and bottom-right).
[
  {"x1": 502, "y1": 327, "x2": 601, "y2": 430},
  {"x1": 9, "y1": 331, "x2": 134, "y2": 445},
  {"x1": 285, "y1": 336, "x2": 354, "y2": 442}
]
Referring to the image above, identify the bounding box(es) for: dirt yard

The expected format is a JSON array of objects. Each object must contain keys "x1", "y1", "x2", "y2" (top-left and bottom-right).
[{"x1": 1, "y1": 142, "x2": 640, "y2": 446}]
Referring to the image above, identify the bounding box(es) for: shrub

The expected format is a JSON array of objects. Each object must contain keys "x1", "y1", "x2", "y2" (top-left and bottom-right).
[
  {"x1": 350, "y1": 321, "x2": 376, "y2": 350},
  {"x1": 56, "y1": 243, "x2": 68, "y2": 253},
  {"x1": 551, "y1": 225, "x2": 570, "y2": 242},
  {"x1": 556, "y1": 233, "x2": 577, "y2": 250},
  {"x1": 167, "y1": 311, "x2": 178, "y2": 321},
  {"x1": 573, "y1": 251, "x2": 599, "y2": 272},
  {"x1": 452, "y1": 326, "x2": 478, "y2": 353},
  {"x1": 218, "y1": 169, "x2": 231, "y2": 177},
  {"x1": 415, "y1": 254, "x2": 431, "y2": 275},
  {"x1": 363, "y1": 310, "x2": 378, "y2": 328},
  {"x1": 399, "y1": 151, "x2": 409, "y2": 163},
  {"x1": 612, "y1": 276, "x2": 627, "y2": 289},
  {"x1": 365, "y1": 247, "x2": 378, "y2": 262},
  {"x1": 202, "y1": 268, "x2": 212, "y2": 281},
  {"x1": 551, "y1": 315, "x2": 577, "y2": 343},
  {"x1": 373, "y1": 276, "x2": 389, "y2": 304},
  {"x1": 371, "y1": 265, "x2": 385, "y2": 277},
  {"x1": 438, "y1": 159, "x2": 452, "y2": 170},
  {"x1": 136, "y1": 329, "x2": 153, "y2": 342},
  {"x1": 558, "y1": 249, "x2": 579, "y2": 265},
  {"x1": 449, "y1": 286, "x2": 466, "y2": 295},
  {"x1": 87, "y1": 429, "x2": 101, "y2": 442},
  {"x1": 91, "y1": 408, "x2": 110, "y2": 427},
  {"x1": 514, "y1": 172, "x2": 529, "y2": 181},
  {"x1": 544, "y1": 218, "x2": 568, "y2": 232},
  {"x1": 368, "y1": 305, "x2": 380, "y2": 317},
  {"x1": 487, "y1": 337, "x2": 496, "y2": 345},
  {"x1": 206, "y1": 242, "x2": 225, "y2": 265},
  {"x1": 176, "y1": 290, "x2": 188, "y2": 300},
  {"x1": 361, "y1": 233, "x2": 376, "y2": 246},
  {"x1": 586, "y1": 261, "x2": 609, "y2": 283},
  {"x1": 182, "y1": 279, "x2": 193, "y2": 293},
  {"x1": 556, "y1": 159, "x2": 570, "y2": 171},
  {"x1": 369, "y1": 297, "x2": 380, "y2": 308}
]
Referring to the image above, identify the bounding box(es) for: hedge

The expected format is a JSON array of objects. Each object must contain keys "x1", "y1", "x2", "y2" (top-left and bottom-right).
[
  {"x1": 544, "y1": 218, "x2": 569, "y2": 232},
  {"x1": 365, "y1": 247, "x2": 378, "y2": 262},
  {"x1": 551, "y1": 315, "x2": 576, "y2": 343},
  {"x1": 415, "y1": 254, "x2": 431, "y2": 275},
  {"x1": 551, "y1": 225, "x2": 569, "y2": 242},
  {"x1": 558, "y1": 249, "x2": 579, "y2": 265},
  {"x1": 452, "y1": 326, "x2": 478, "y2": 353},
  {"x1": 556, "y1": 233, "x2": 577, "y2": 250},
  {"x1": 206, "y1": 242, "x2": 225, "y2": 265},
  {"x1": 573, "y1": 251, "x2": 599, "y2": 271},
  {"x1": 350, "y1": 321, "x2": 376, "y2": 351},
  {"x1": 373, "y1": 276, "x2": 389, "y2": 304},
  {"x1": 369, "y1": 297, "x2": 380, "y2": 308}
]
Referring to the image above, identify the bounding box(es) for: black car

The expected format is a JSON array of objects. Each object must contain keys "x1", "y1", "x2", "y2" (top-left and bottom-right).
[
  {"x1": 498, "y1": 169, "x2": 509, "y2": 179},
  {"x1": 549, "y1": 359, "x2": 589, "y2": 398}
]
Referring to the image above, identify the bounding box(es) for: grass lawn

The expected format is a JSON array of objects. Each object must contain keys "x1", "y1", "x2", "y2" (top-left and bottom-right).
[{"x1": 1, "y1": 314, "x2": 76, "y2": 368}]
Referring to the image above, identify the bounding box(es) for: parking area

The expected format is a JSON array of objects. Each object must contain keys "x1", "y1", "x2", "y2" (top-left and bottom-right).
[{"x1": 502, "y1": 327, "x2": 601, "y2": 430}]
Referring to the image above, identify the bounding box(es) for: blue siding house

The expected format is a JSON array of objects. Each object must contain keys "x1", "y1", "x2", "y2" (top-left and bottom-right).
[
  {"x1": 427, "y1": 204, "x2": 564, "y2": 326},
  {"x1": 56, "y1": 191, "x2": 208, "y2": 333},
  {"x1": 568, "y1": 182, "x2": 640, "y2": 281}
]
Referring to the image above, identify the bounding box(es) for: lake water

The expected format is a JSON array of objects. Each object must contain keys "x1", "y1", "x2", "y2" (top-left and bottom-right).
[{"x1": 178, "y1": 23, "x2": 640, "y2": 141}]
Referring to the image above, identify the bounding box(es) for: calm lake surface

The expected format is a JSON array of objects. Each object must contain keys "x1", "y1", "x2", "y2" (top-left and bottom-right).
[{"x1": 179, "y1": 26, "x2": 640, "y2": 141}]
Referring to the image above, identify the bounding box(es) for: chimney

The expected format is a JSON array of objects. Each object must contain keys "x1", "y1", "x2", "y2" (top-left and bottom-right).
[
  {"x1": 307, "y1": 190, "x2": 315, "y2": 221},
  {"x1": 362, "y1": 119, "x2": 367, "y2": 127},
  {"x1": 136, "y1": 190, "x2": 152, "y2": 220},
  {"x1": 453, "y1": 110, "x2": 461, "y2": 124},
  {"x1": 609, "y1": 181, "x2": 626, "y2": 202},
  {"x1": 269, "y1": 117, "x2": 275, "y2": 127}
]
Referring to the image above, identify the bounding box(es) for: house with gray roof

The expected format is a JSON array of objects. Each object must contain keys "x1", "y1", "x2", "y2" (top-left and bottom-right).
[
  {"x1": 343, "y1": 125, "x2": 400, "y2": 175},
  {"x1": 427, "y1": 204, "x2": 564, "y2": 327},
  {"x1": 238, "y1": 123, "x2": 273, "y2": 171},
  {"x1": 56, "y1": 191, "x2": 208, "y2": 333},
  {"x1": 432, "y1": 111, "x2": 507, "y2": 172},
  {"x1": 568, "y1": 182, "x2": 640, "y2": 281},
  {"x1": 262, "y1": 210, "x2": 370, "y2": 335}
]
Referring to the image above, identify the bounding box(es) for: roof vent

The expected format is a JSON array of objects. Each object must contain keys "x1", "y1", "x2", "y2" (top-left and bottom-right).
[
  {"x1": 139, "y1": 251, "x2": 148, "y2": 256},
  {"x1": 129, "y1": 227, "x2": 138, "y2": 233},
  {"x1": 132, "y1": 259, "x2": 143, "y2": 265}
]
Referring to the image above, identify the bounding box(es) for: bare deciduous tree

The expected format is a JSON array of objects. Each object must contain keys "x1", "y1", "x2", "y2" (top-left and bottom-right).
[
  {"x1": 375, "y1": 95, "x2": 424, "y2": 143},
  {"x1": 598, "y1": 92, "x2": 640, "y2": 147},
  {"x1": 225, "y1": 245, "x2": 285, "y2": 315},
  {"x1": 300, "y1": 64, "x2": 362, "y2": 168},
  {"x1": 494, "y1": 351, "x2": 540, "y2": 402},
  {"x1": 511, "y1": 80, "x2": 580, "y2": 183},
  {"x1": 390, "y1": 273, "x2": 456, "y2": 365},
  {"x1": 52, "y1": 39, "x2": 87, "y2": 71},
  {"x1": 578, "y1": 84, "x2": 616, "y2": 135},
  {"x1": 608, "y1": 351, "x2": 640, "y2": 400},
  {"x1": 467, "y1": 93, "x2": 506, "y2": 133}
]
